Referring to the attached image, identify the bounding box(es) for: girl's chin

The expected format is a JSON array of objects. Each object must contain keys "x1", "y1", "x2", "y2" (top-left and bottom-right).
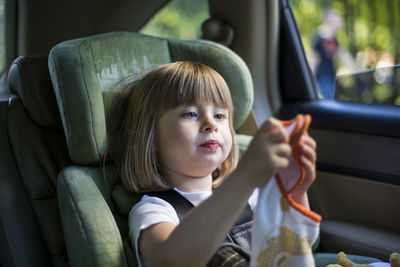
[
  {"x1": 196, "y1": 154, "x2": 227, "y2": 165},
  {"x1": 186, "y1": 171, "x2": 215, "y2": 178},
  {"x1": 190, "y1": 171, "x2": 221, "y2": 179},
  {"x1": 184, "y1": 167, "x2": 218, "y2": 178}
]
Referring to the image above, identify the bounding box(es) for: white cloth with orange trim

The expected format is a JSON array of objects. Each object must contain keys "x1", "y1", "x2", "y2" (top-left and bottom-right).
[{"x1": 250, "y1": 114, "x2": 322, "y2": 267}]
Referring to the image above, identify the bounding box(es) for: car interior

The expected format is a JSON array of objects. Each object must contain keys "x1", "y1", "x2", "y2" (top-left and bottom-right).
[{"x1": 0, "y1": 0, "x2": 399, "y2": 267}]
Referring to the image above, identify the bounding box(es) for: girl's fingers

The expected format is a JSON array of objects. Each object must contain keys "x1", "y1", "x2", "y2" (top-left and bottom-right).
[
  {"x1": 273, "y1": 154, "x2": 290, "y2": 169},
  {"x1": 269, "y1": 128, "x2": 288, "y2": 143},
  {"x1": 301, "y1": 135, "x2": 316, "y2": 150},
  {"x1": 256, "y1": 119, "x2": 288, "y2": 145},
  {"x1": 259, "y1": 117, "x2": 281, "y2": 132},
  {"x1": 276, "y1": 143, "x2": 292, "y2": 158},
  {"x1": 300, "y1": 135, "x2": 316, "y2": 163},
  {"x1": 250, "y1": 118, "x2": 289, "y2": 148},
  {"x1": 300, "y1": 154, "x2": 314, "y2": 169},
  {"x1": 300, "y1": 143, "x2": 316, "y2": 163},
  {"x1": 301, "y1": 154, "x2": 316, "y2": 177}
]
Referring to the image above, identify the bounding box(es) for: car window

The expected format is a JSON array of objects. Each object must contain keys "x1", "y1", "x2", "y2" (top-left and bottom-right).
[
  {"x1": 291, "y1": 0, "x2": 400, "y2": 105},
  {"x1": 139, "y1": 0, "x2": 208, "y2": 40}
]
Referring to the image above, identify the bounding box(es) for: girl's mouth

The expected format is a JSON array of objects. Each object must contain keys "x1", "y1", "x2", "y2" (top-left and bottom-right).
[{"x1": 200, "y1": 140, "x2": 220, "y2": 151}]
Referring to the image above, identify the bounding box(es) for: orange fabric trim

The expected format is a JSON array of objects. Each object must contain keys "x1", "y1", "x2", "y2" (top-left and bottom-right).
[
  {"x1": 276, "y1": 114, "x2": 322, "y2": 223},
  {"x1": 276, "y1": 173, "x2": 322, "y2": 223}
]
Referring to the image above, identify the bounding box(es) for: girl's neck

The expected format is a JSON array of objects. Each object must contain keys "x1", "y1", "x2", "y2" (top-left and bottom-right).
[{"x1": 164, "y1": 170, "x2": 213, "y2": 193}]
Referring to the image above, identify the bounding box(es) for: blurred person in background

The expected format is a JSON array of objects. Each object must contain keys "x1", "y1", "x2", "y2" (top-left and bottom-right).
[{"x1": 310, "y1": 9, "x2": 357, "y2": 99}]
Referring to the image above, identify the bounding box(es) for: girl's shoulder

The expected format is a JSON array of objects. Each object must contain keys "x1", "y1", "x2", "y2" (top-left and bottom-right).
[
  {"x1": 129, "y1": 194, "x2": 180, "y2": 228},
  {"x1": 128, "y1": 194, "x2": 180, "y2": 267}
]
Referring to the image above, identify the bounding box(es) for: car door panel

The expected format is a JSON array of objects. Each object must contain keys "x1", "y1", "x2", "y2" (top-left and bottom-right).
[{"x1": 281, "y1": 100, "x2": 400, "y2": 260}]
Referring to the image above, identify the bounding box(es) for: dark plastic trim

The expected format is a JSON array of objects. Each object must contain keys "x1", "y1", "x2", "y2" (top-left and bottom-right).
[
  {"x1": 279, "y1": 1, "x2": 318, "y2": 102},
  {"x1": 318, "y1": 163, "x2": 400, "y2": 185},
  {"x1": 280, "y1": 100, "x2": 400, "y2": 138}
]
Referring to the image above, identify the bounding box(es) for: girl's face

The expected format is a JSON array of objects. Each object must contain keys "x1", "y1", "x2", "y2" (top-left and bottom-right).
[{"x1": 156, "y1": 101, "x2": 233, "y2": 188}]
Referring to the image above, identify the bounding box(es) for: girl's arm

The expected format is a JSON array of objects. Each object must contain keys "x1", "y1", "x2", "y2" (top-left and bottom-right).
[
  {"x1": 139, "y1": 118, "x2": 291, "y2": 267},
  {"x1": 140, "y1": 168, "x2": 256, "y2": 267}
]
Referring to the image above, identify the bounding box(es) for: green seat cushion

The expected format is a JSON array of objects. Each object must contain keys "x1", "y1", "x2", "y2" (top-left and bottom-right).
[
  {"x1": 57, "y1": 166, "x2": 127, "y2": 267},
  {"x1": 235, "y1": 133, "x2": 253, "y2": 157},
  {"x1": 112, "y1": 184, "x2": 142, "y2": 216}
]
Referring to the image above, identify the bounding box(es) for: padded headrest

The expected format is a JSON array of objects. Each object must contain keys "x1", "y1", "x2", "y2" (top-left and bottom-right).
[
  {"x1": 49, "y1": 32, "x2": 253, "y2": 165},
  {"x1": 8, "y1": 56, "x2": 62, "y2": 129}
]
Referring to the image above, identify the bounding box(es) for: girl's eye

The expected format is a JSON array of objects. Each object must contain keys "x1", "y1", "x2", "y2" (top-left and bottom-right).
[
  {"x1": 214, "y1": 113, "x2": 226, "y2": 120},
  {"x1": 183, "y1": 111, "x2": 198, "y2": 118}
]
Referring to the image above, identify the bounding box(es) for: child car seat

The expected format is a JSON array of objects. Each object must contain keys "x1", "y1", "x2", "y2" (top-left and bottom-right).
[{"x1": 48, "y1": 31, "x2": 254, "y2": 267}]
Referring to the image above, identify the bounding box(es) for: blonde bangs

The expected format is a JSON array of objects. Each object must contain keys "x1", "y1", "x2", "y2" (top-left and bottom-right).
[{"x1": 156, "y1": 62, "x2": 234, "y2": 115}]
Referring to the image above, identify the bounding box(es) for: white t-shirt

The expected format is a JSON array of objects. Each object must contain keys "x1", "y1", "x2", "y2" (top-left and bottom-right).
[{"x1": 129, "y1": 187, "x2": 259, "y2": 267}]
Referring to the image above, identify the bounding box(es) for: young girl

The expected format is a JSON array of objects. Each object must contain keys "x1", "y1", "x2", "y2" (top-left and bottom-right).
[{"x1": 115, "y1": 61, "x2": 317, "y2": 267}]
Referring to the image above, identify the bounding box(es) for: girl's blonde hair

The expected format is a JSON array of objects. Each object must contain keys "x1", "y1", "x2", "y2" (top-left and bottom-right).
[{"x1": 115, "y1": 61, "x2": 237, "y2": 193}]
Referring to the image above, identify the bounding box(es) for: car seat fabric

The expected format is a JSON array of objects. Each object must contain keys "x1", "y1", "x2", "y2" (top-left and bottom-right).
[
  {"x1": 48, "y1": 32, "x2": 255, "y2": 267},
  {"x1": 0, "y1": 56, "x2": 71, "y2": 266},
  {"x1": 57, "y1": 166, "x2": 129, "y2": 266}
]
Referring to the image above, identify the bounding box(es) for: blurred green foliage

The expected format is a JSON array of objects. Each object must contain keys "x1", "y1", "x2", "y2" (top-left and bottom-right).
[
  {"x1": 291, "y1": 0, "x2": 400, "y2": 105},
  {"x1": 140, "y1": 0, "x2": 208, "y2": 40}
]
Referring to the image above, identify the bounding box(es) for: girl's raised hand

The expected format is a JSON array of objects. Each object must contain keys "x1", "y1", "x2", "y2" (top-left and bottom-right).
[
  {"x1": 237, "y1": 118, "x2": 292, "y2": 188},
  {"x1": 289, "y1": 134, "x2": 317, "y2": 203}
]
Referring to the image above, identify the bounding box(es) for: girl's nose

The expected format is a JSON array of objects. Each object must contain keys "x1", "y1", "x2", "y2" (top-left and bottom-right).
[
  {"x1": 204, "y1": 126, "x2": 218, "y2": 133},
  {"x1": 202, "y1": 116, "x2": 218, "y2": 133}
]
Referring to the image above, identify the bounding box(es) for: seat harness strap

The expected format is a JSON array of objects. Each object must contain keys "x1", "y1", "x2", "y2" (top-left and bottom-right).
[{"x1": 147, "y1": 189, "x2": 253, "y2": 228}]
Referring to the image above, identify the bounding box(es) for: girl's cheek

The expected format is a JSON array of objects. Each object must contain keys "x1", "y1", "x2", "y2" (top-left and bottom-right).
[{"x1": 226, "y1": 133, "x2": 233, "y2": 152}]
